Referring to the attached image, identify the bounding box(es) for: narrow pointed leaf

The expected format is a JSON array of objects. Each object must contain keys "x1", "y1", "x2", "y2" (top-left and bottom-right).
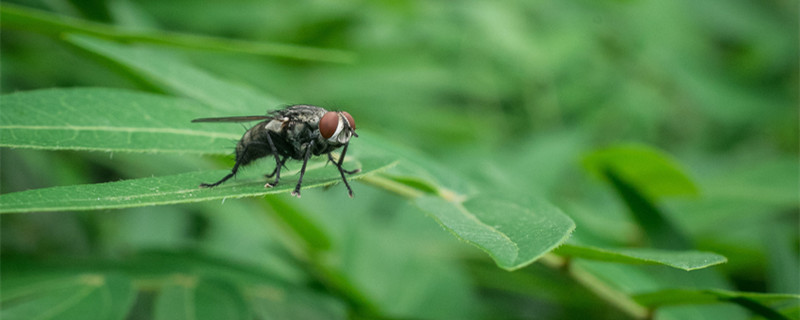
[
  {"x1": 556, "y1": 244, "x2": 727, "y2": 271},
  {"x1": 0, "y1": 155, "x2": 396, "y2": 213}
]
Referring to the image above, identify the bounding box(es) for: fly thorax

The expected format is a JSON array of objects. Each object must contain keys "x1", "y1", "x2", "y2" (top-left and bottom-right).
[{"x1": 264, "y1": 118, "x2": 285, "y2": 132}]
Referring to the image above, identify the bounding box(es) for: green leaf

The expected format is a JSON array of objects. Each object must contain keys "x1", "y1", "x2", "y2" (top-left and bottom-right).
[
  {"x1": 247, "y1": 285, "x2": 348, "y2": 320},
  {"x1": 0, "y1": 87, "x2": 240, "y2": 154},
  {"x1": 1, "y1": 273, "x2": 135, "y2": 320},
  {"x1": 0, "y1": 153, "x2": 396, "y2": 213},
  {"x1": 64, "y1": 34, "x2": 282, "y2": 112},
  {"x1": 633, "y1": 289, "x2": 800, "y2": 320},
  {"x1": 604, "y1": 168, "x2": 692, "y2": 250},
  {"x1": 581, "y1": 144, "x2": 703, "y2": 249},
  {"x1": 556, "y1": 244, "x2": 727, "y2": 271},
  {"x1": 415, "y1": 194, "x2": 575, "y2": 270},
  {"x1": 154, "y1": 277, "x2": 249, "y2": 320},
  {"x1": 583, "y1": 144, "x2": 699, "y2": 200},
  {"x1": 0, "y1": 3, "x2": 355, "y2": 63},
  {"x1": 106, "y1": 250, "x2": 304, "y2": 286}
]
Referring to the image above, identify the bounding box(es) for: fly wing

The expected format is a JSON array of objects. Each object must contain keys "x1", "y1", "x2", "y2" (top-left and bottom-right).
[{"x1": 191, "y1": 115, "x2": 272, "y2": 123}]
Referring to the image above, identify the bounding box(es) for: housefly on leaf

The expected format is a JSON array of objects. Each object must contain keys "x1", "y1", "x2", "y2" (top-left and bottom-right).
[{"x1": 192, "y1": 105, "x2": 359, "y2": 198}]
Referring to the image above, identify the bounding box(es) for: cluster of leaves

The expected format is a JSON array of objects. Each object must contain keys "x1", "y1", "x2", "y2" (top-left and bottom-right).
[{"x1": 1, "y1": 1, "x2": 798, "y2": 319}]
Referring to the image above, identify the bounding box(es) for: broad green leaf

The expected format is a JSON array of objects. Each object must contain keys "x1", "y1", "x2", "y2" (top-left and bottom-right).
[
  {"x1": 0, "y1": 88, "x2": 239, "y2": 154},
  {"x1": 415, "y1": 194, "x2": 575, "y2": 270},
  {"x1": 1, "y1": 273, "x2": 134, "y2": 320},
  {"x1": 64, "y1": 34, "x2": 281, "y2": 113},
  {"x1": 556, "y1": 244, "x2": 727, "y2": 271},
  {"x1": 0, "y1": 153, "x2": 396, "y2": 213},
  {"x1": 633, "y1": 289, "x2": 800, "y2": 320},
  {"x1": 0, "y1": 3, "x2": 355, "y2": 63},
  {"x1": 154, "y1": 277, "x2": 249, "y2": 320},
  {"x1": 583, "y1": 144, "x2": 699, "y2": 200}
]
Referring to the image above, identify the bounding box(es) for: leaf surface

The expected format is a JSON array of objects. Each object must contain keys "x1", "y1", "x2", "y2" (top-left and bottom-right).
[
  {"x1": 415, "y1": 194, "x2": 575, "y2": 270},
  {"x1": 0, "y1": 88, "x2": 239, "y2": 154}
]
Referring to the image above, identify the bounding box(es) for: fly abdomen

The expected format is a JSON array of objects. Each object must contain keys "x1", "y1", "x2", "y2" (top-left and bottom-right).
[{"x1": 234, "y1": 125, "x2": 272, "y2": 166}]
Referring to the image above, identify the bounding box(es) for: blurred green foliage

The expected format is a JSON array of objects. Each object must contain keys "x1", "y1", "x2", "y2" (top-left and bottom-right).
[{"x1": 1, "y1": 0, "x2": 798, "y2": 319}]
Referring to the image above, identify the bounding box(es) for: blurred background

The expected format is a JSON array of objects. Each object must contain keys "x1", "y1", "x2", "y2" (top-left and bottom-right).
[{"x1": 1, "y1": 0, "x2": 798, "y2": 319}]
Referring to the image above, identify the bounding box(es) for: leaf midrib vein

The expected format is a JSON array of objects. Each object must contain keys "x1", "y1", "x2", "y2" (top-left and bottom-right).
[{"x1": 0, "y1": 125, "x2": 240, "y2": 139}]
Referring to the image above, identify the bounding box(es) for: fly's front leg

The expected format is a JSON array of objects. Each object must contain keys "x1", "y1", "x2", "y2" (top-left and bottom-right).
[
  {"x1": 291, "y1": 140, "x2": 314, "y2": 198},
  {"x1": 327, "y1": 142, "x2": 360, "y2": 175},
  {"x1": 326, "y1": 142, "x2": 358, "y2": 197}
]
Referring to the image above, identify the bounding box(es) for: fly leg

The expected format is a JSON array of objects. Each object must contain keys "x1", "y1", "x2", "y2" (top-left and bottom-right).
[
  {"x1": 200, "y1": 160, "x2": 242, "y2": 188},
  {"x1": 327, "y1": 142, "x2": 359, "y2": 197},
  {"x1": 201, "y1": 141, "x2": 271, "y2": 188},
  {"x1": 328, "y1": 142, "x2": 361, "y2": 175},
  {"x1": 201, "y1": 142, "x2": 267, "y2": 188},
  {"x1": 264, "y1": 156, "x2": 287, "y2": 178},
  {"x1": 264, "y1": 133, "x2": 284, "y2": 188},
  {"x1": 291, "y1": 140, "x2": 314, "y2": 198}
]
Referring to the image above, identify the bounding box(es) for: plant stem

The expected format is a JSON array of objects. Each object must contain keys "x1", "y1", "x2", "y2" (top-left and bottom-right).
[
  {"x1": 358, "y1": 174, "x2": 427, "y2": 199},
  {"x1": 540, "y1": 253, "x2": 651, "y2": 319}
]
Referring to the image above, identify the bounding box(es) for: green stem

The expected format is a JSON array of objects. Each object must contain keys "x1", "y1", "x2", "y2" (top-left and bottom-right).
[
  {"x1": 358, "y1": 174, "x2": 426, "y2": 199},
  {"x1": 540, "y1": 253, "x2": 651, "y2": 319}
]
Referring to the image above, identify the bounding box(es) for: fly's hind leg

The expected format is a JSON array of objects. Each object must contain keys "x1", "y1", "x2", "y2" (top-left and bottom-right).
[
  {"x1": 263, "y1": 133, "x2": 284, "y2": 188},
  {"x1": 200, "y1": 145, "x2": 253, "y2": 188},
  {"x1": 200, "y1": 141, "x2": 271, "y2": 188},
  {"x1": 200, "y1": 160, "x2": 241, "y2": 188}
]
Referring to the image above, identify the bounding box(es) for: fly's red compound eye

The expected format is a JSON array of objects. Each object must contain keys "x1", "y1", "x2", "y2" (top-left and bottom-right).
[
  {"x1": 342, "y1": 111, "x2": 355, "y2": 131},
  {"x1": 319, "y1": 111, "x2": 339, "y2": 139}
]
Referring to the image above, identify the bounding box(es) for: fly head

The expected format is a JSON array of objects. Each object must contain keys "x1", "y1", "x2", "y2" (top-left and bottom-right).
[{"x1": 319, "y1": 111, "x2": 357, "y2": 146}]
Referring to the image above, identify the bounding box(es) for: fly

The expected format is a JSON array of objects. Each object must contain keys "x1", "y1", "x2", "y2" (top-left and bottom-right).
[{"x1": 192, "y1": 105, "x2": 359, "y2": 198}]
